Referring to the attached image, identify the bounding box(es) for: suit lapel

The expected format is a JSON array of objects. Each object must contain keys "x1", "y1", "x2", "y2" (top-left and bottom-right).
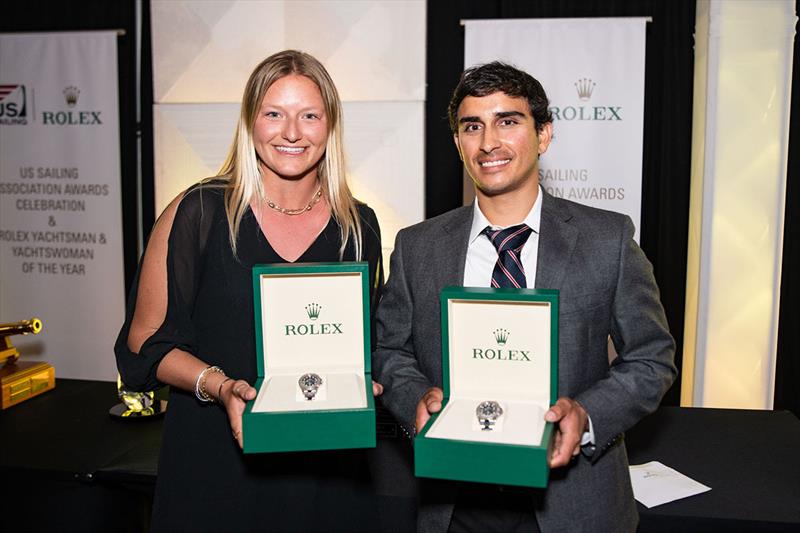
[
  {"x1": 535, "y1": 193, "x2": 578, "y2": 291},
  {"x1": 422, "y1": 198, "x2": 575, "y2": 290},
  {"x1": 431, "y1": 206, "x2": 472, "y2": 288}
]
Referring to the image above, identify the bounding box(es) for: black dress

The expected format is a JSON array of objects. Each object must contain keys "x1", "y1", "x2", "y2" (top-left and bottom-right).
[{"x1": 115, "y1": 183, "x2": 384, "y2": 533}]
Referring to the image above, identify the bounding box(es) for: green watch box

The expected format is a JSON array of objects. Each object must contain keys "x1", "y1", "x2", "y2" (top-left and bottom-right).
[
  {"x1": 242, "y1": 262, "x2": 376, "y2": 453},
  {"x1": 414, "y1": 287, "x2": 559, "y2": 487}
]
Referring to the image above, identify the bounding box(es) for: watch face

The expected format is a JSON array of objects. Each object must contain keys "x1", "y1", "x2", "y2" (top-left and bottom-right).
[
  {"x1": 476, "y1": 401, "x2": 503, "y2": 420},
  {"x1": 299, "y1": 373, "x2": 323, "y2": 400},
  {"x1": 298, "y1": 373, "x2": 323, "y2": 389}
]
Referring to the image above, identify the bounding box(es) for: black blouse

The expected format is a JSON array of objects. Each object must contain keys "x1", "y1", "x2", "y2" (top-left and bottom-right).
[{"x1": 114, "y1": 182, "x2": 384, "y2": 532}]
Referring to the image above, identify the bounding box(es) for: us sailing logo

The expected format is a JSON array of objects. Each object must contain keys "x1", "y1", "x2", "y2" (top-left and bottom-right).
[{"x1": 0, "y1": 85, "x2": 28, "y2": 125}]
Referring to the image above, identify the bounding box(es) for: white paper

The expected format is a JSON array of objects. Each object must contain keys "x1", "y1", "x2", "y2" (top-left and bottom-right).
[{"x1": 629, "y1": 461, "x2": 711, "y2": 508}]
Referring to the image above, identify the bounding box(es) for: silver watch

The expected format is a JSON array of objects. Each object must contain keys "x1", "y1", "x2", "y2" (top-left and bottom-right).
[
  {"x1": 298, "y1": 373, "x2": 323, "y2": 400},
  {"x1": 475, "y1": 400, "x2": 504, "y2": 430}
]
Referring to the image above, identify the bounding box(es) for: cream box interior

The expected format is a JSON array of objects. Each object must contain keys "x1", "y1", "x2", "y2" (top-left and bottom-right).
[
  {"x1": 426, "y1": 298, "x2": 553, "y2": 446},
  {"x1": 252, "y1": 270, "x2": 368, "y2": 413}
]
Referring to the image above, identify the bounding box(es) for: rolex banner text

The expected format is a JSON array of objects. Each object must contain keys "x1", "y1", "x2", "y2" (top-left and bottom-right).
[
  {"x1": 0, "y1": 32, "x2": 125, "y2": 380},
  {"x1": 464, "y1": 18, "x2": 647, "y2": 239}
]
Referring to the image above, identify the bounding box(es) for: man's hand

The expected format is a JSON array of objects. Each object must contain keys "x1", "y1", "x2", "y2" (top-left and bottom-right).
[
  {"x1": 415, "y1": 387, "x2": 443, "y2": 434},
  {"x1": 545, "y1": 397, "x2": 589, "y2": 468},
  {"x1": 372, "y1": 380, "x2": 384, "y2": 396}
]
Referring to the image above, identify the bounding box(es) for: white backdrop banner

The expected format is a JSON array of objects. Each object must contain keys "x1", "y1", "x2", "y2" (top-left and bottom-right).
[
  {"x1": 0, "y1": 31, "x2": 124, "y2": 380},
  {"x1": 464, "y1": 18, "x2": 647, "y2": 239}
]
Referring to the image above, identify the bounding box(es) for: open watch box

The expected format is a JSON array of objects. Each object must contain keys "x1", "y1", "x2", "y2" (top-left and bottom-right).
[
  {"x1": 414, "y1": 287, "x2": 558, "y2": 487},
  {"x1": 242, "y1": 262, "x2": 375, "y2": 453}
]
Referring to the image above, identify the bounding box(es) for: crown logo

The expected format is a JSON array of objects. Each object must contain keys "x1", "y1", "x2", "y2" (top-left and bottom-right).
[
  {"x1": 63, "y1": 86, "x2": 80, "y2": 107},
  {"x1": 574, "y1": 78, "x2": 595, "y2": 101},
  {"x1": 305, "y1": 303, "x2": 322, "y2": 320},
  {"x1": 493, "y1": 328, "x2": 509, "y2": 346}
]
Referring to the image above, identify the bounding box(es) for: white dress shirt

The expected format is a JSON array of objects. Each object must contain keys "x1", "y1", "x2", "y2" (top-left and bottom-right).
[
  {"x1": 462, "y1": 186, "x2": 595, "y2": 446},
  {"x1": 463, "y1": 187, "x2": 542, "y2": 288}
]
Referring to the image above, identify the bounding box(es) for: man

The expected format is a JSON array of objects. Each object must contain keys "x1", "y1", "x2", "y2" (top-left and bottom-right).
[{"x1": 373, "y1": 62, "x2": 676, "y2": 533}]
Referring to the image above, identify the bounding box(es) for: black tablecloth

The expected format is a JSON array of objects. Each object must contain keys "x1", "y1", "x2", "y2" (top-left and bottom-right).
[
  {"x1": 0, "y1": 379, "x2": 160, "y2": 532},
  {"x1": 2, "y1": 380, "x2": 799, "y2": 532},
  {"x1": 627, "y1": 406, "x2": 800, "y2": 532},
  {"x1": 0, "y1": 379, "x2": 162, "y2": 478}
]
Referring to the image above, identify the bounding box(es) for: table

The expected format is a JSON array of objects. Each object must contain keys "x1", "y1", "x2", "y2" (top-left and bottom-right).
[
  {"x1": 2, "y1": 379, "x2": 799, "y2": 532},
  {"x1": 0, "y1": 379, "x2": 160, "y2": 532},
  {"x1": 627, "y1": 406, "x2": 800, "y2": 532}
]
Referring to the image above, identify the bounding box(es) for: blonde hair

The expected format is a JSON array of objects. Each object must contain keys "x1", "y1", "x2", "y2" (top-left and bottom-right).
[{"x1": 213, "y1": 50, "x2": 362, "y2": 259}]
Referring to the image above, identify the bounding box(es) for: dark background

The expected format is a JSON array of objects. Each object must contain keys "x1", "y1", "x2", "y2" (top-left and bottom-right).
[{"x1": 1, "y1": 0, "x2": 797, "y2": 415}]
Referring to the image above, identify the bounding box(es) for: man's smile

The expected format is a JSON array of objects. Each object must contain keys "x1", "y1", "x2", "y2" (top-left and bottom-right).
[{"x1": 480, "y1": 158, "x2": 511, "y2": 168}]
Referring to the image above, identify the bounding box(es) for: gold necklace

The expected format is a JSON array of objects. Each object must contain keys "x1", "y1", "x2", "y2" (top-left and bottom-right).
[{"x1": 264, "y1": 186, "x2": 322, "y2": 216}]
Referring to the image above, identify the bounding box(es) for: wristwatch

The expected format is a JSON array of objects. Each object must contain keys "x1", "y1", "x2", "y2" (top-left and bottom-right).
[
  {"x1": 298, "y1": 373, "x2": 323, "y2": 400},
  {"x1": 476, "y1": 400, "x2": 504, "y2": 430}
]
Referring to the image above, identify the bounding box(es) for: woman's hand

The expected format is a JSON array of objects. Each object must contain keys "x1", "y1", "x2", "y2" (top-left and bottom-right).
[
  {"x1": 217, "y1": 378, "x2": 380, "y2": 447},
  {"x1": 218, "y1": 378, "x2": 257, "y2": 449}
]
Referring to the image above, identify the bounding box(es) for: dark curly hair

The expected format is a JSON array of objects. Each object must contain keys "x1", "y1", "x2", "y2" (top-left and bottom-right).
[{"x1": 448, "y1": 61, "x2": 553, "y2": 134}]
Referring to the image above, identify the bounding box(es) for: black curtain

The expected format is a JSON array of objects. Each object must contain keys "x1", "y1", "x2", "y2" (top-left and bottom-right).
[
  {"x1": 427, "y1": 0, "x2": 697, "y2": 406},
  {"x1": 140, "y1": 1, "x2": 156, "y2": 245},
  {"x1": 0, "y1": 0, "x2": 144, "y2": 293},
  {"x1": 774, "y1": 2, "x2": 799, "y2": 418}
]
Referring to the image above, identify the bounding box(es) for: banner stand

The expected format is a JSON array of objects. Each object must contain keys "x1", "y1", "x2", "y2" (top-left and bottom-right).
[{"x1": 0, "y1": 31, "x2": 126, "y2": 381}]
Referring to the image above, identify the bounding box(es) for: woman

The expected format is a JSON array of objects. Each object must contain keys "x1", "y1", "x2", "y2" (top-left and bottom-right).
[{"x1": 115, "y1": 50, "x2": 383, "y2": 532}]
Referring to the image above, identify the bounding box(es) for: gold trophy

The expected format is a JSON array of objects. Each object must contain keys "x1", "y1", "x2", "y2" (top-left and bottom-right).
[{"x1": 0, "y1": 318, "x2": 55, "y2": 409}]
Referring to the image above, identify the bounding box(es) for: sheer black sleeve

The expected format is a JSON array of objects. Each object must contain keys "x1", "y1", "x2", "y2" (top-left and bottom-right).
[{"x1": 114, "y1": 184, "x2": 222, "y2": 391}]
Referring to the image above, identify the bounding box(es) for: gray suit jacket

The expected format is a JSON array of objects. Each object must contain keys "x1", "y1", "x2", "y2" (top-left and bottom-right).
[{"x1": 373, "y1": 191, "x2": 677, "y2": 533}]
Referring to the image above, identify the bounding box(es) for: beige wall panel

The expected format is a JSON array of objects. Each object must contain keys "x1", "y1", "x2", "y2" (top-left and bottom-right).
[
  {"x1": 153, "y1": 103, "x2": 240, "y2": 211},
  {"x1": 343, "y1": 101, "x2": 425, "y2": 265},
  {"x1": 152, "y1": 0, "x2": 285, "y2": 103},
  {"x1": 152, "y1": 0, "x2": 425, "y2": 103},
  {"x1": 284, "y1": 1, "x2": 425, "y2": 101}
]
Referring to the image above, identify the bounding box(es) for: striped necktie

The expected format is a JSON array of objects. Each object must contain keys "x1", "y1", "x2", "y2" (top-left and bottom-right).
[{"x1": 483, "y1": 224, "x2": 534, "y2": 289}]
